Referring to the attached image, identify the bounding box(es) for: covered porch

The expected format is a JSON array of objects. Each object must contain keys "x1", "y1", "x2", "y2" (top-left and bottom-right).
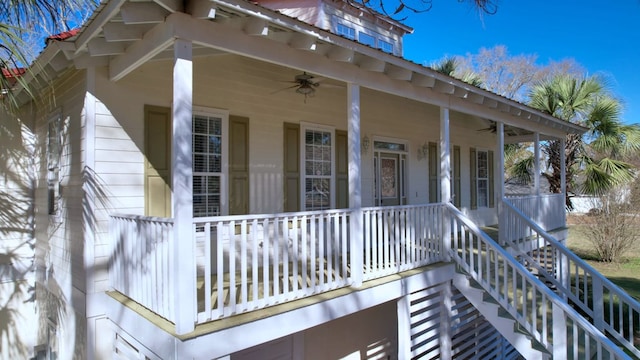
[{"x1": 93, "y1": 0, "x2": 583, "y2": 336}]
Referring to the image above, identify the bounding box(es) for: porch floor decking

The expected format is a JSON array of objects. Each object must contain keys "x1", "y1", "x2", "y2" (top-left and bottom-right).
[{"x1": 108, "y1": 262, "x2": 451, "y2": 340}]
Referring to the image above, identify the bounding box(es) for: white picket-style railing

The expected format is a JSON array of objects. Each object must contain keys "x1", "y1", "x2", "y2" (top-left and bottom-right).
[
  {"x1": 446, "y1": 203, "x2": 629, "y2": 359},
  {"x1": 506, "y1": 194, "x2": 565, "y2": 232},
  {"x1": 193, "y1": 209, "x2": 352, "y2": 323},
  {"x1": 110, "y1": 214, "x2": 175, "y2": 323},
  {"x1": 501, "y1": 199, "x2": 640, "y2": 358},
  {"x1": 362, "y1": 204, "x2": 445, "y2": 280}
]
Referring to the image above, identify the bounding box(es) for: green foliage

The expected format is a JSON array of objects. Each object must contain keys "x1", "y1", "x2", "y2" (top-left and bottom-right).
[{"x1": 0, "y1": 0, "x2": 97, "y2": 112}]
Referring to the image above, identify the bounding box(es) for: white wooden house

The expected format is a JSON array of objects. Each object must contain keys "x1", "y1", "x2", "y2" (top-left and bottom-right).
[{"x1": 3, "y1": 0, "x2": 640, "y2": 359}]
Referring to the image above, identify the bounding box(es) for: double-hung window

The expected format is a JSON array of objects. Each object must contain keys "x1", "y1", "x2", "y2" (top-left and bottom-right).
[
  {"x1": 302, "y1": 127, "x2": 334, "y2": 210},
  {"x1": 192, "y1": 110, "x2": 228, "y2": 217},
  {"x1": 476, "y1": 150, "x2": 489, "y2": 208}
]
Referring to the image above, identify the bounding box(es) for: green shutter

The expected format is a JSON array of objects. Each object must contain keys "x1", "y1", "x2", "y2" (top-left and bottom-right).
[
  {"x1": 283, "y1": 123, "x2": 300, "y2": 212},
  {"x1": 144, "y1": 105, "x2": 172, "y2": 217},
  {"x1": 229, "y1": 116, "x2": 249, "y2": 215},
  {"x1": 470, "y1": 147, "x2": 477, "y2": 210},
  {"x1": 488, "y1": 150, "x2": 495, "y2": 208},
  {"x1": 336, "y1": 130, "x2": 349, "y2": 209},
  {"x1": 428, "y1": 142, "x2": 438, "y2": 203},
  {"x1": 453, "y1": 145, "x2": 461, "y2": 208}
]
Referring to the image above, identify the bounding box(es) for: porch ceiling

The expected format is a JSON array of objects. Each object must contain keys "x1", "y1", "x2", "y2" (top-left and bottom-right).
[{"x1": 21, "y1": 0, "x2": 586, "y2": 139}]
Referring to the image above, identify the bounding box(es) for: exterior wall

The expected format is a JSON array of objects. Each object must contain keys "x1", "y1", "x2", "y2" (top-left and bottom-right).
[
  {"x1": 32, "y1": 68, "x2": 89, "y2": 359},
  {"x1": 91, "y1": 54, "x2": 497, "y2": 219},
  {"x1": 0, "y1": 106, "x2": 37, "y2": 359}
]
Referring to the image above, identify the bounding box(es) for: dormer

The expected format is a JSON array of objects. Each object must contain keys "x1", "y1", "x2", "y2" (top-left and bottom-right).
[{"x1": 253, "y1": 0, "x2": 413, "y2": 57}]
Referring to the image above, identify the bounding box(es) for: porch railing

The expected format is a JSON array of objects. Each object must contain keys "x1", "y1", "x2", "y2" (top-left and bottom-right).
[
  {"x1": 193, "y1": 209, "x2": 352, "y2": 322},
  {"x1": 446, "y1": 203, "x2": 628, "y2": 359},
  {"x1": 506, "y1": 194, "x2": 565, "y2": 232},
  {"x1": 109, "y1": 204, "x2": 447, "y2": 327},
  {"x1": 362, "y1": 203, "x2": 445, "y2": 280},
  {"x1": 110, "y1": 214, "x2": 176, "y2": 323},
  {"x1": 501, "y1": 199, "x2": 640, "y2": 358}
]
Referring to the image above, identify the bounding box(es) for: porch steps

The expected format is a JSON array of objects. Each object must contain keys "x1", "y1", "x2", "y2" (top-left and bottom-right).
[{"x1": 452, "y1": 272, "x2": 551, "y2": 360}]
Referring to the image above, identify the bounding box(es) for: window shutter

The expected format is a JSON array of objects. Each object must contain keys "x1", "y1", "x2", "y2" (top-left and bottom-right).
[
  {"x1": 229, "y1": 116, "x2": 249, "y2": 215},
  {"x1": 283, "y1": 123, "x2": 300, "y2": 212},
  {"x1": 470, "y1": 147, "x2": 477, "y2": 210},
  {"x1": 488, "y1": 150, "x2": 495, "y2": 208},
  {"x1": 335, "y1": 130, "x2": 349, "y2": 209},
  {"x1": 428, "y1": 142, "x2": 438, "y2": 203},
  {"x1": 453, "y1": 145, "x2": 461, "y2": 208},
  {"x1": 144, "y1": 105, "x2": 172, "y2": 217}
]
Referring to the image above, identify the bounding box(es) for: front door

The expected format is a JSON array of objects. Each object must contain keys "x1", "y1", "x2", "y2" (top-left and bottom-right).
[{"x1": 374, "y1": 143, "x2": 407, "y2": 206}]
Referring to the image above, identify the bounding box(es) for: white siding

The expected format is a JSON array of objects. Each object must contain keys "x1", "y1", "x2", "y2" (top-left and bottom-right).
[{"x1": 0, "y1": 107, "x2": 38, "y2": 359}]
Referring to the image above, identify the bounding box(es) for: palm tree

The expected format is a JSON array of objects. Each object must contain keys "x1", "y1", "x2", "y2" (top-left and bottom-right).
[
  {"x1": 516, "y1": 74, "x2": 640, "y2": 209},
  {"x1": 0, "y1": 0, "x2": 96, "y2": 111},
  {"x1": 433, "y1": 56, "x2": 484, "y2": 87}
]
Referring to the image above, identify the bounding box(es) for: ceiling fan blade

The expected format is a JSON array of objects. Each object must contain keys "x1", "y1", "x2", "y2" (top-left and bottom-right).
[{"x1": 270, "y1": 84, "x2": 300, "y2": 95}]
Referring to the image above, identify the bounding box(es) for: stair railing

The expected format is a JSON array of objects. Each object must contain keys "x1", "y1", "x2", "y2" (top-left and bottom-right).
[
  {"x1": 445, "y1": 203, "x2": 629, "y2": 359},
  {"x1": 502, "y1": 199, "x2": 640, "y2": 358}
]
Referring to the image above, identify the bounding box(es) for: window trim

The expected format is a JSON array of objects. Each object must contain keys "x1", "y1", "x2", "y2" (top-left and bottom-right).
[
  {"x1": 372, "y1": 136, "x2": 408, "y2": 205},
  {"x1": 192, "y1": 106, "x2": 229, "y2": 217},
  {"x1": 333, "y1": 16, "x2": 396, "y2": 55},
  {"x1": 300, "y1": 123, "x2": 336, "y2": 211},
  {"x1": 475, "y1": 149, "x2": 490, "y2": 208}
]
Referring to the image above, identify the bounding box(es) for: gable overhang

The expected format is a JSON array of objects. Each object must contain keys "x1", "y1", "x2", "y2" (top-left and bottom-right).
[{"x1": 16, "y1": 0, "x2": 586, "y2": 140}]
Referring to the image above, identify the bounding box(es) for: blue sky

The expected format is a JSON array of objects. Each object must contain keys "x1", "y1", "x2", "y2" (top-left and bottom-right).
[{"x1": 401, "y1": 1, "x2": 640, "y2": 124}]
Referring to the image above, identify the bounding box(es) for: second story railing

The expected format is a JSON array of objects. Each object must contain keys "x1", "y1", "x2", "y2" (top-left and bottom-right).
[
  {"x1": 362, "y1": 203, "x2": 446, "y2": 280},
  {"x1": 110, "y1": 214, "x2": 176, "y2": 323}
]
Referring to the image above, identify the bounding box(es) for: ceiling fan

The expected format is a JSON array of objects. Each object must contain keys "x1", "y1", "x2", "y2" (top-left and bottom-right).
[{"x1": 271, "y1": 72, "x2": 323, "y2": 102}]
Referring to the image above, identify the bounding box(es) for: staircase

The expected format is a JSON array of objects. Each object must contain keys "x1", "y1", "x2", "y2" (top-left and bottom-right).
[
  {"x1": 452, "y1": 272, "x2": 549, "y2": 359},
  {"x1": 444, "y1": 203, "x2": 630, "y2": 359},
  {"x1": 500, "y1": 199, "x2": 640, "y2": 358}
]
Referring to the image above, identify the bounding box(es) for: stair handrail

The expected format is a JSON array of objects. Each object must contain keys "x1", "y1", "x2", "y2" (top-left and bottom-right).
[
  {"x1": 445, "y1": 203, "x2": 629, "y2": 359},
  {"x1": 502, "y1": 198, "x2": 640, "y2": 357}
]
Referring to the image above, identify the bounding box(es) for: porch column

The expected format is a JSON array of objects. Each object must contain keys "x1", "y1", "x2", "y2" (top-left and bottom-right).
[
  {"x1": 534, "y1": 132, "x2": 541, "y2": 224},
  {"x1": 560, "y1": 137, "x2": 567, "y2": 228},
  {"x1": 440, "y1": 107, "x2": 451, "y2": 261},
  {"x1": 397, "y1": 295, "x2": 412, "y2": 359},
  {"x1": 172, "y1": 38, "x2": 195, "y2": 334},
  {"x1": 560, "y1": 138, "x2": 566, "y2": 196},
  {"x1": 347, "y1": 83, "x2": 363, "y2": 287},
  {"x1": 497, "y1": 122, "x2": 505, "y2": 245},
  {"x1": 534, "y1": 132, "x2": 540, "y2": 196},
  {"x1": 439, "y1": 108, "x2": 451, "y2": 204}
]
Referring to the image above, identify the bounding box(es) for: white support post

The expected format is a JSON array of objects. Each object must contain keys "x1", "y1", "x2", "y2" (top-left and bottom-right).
[
  {"x1": 497, "y1": 122, "x2": 505, "y2": 245},
  {"x1": 172, "y1": 38, "x2": 195, "y2": 335},
  {"x1": 534, "y1": 132, "x2": 541, "y2": 225},
  {"x1": 397, "y1": 295, "x2": 412, "y2": 360},
  {"x1": 347, "y1": 83, "x2": 363, "y2": 287},
  {"x1": 440, "y1": 107, "x2": 451, "y2": 261},
  {"x1": 560, "y1": 137, "x2": 567, "y2": 227},
  {"x1": 439, "y1": 281, "x2": 453, "y2": 360},
  {"x1": 440, "y1": 108, "x2": 451, "y2": 204},
  {"x1": 552, "y1": 303, "x2": 568, "y2": 359}
]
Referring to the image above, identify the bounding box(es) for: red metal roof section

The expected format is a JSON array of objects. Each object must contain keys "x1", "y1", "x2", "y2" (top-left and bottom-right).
[
  {"x1": 46, "y1": 28, "x2": 81, "y2": 43},
  {"x1": 1, "y1": 68, "x2": 26, "y2": 78}
]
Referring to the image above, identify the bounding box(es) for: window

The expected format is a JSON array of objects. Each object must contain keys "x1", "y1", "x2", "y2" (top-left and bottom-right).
[
  {"x1": 476, "y1": 150, "x2": 489, "y2": 208},
  {"x1": 303, "y1": 128, "x2": 333, "y2": 210},
  {"x1": 359, "y1": 32, "x2": 376, "y2": 47},
  {"x1": 193, "y1": 111, "x2": 228, "y2": 217},
  {"x1": 47, "y1": 115, "x2": 61, "y2": 216},
  {"x1": 336, "y1": 23, "x2": 355, "y2": 40},
  {"x1": 378, "y1": 39, "x2": 393, "y2": 53}
]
